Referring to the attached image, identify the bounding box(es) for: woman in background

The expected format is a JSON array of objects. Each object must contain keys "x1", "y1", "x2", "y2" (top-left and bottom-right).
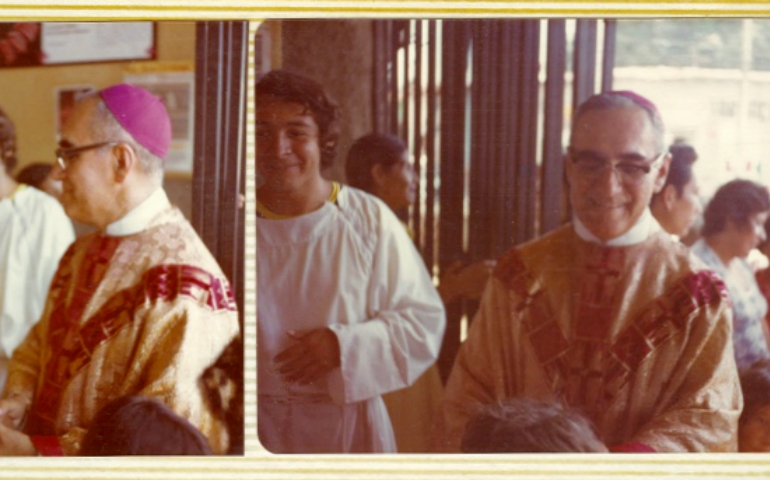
[
  {"x1": 692, "y1": 179, "x2": 770, "y2": 371},
  {"x1": 649, "y1": 142, "x2": 701, "y2": 241}
]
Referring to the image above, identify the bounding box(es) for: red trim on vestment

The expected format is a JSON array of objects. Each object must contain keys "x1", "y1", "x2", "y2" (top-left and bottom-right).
[
  {"x1": 30, "y1": 436, "x2": 64, "y2": 456},
  {"x1": 494, "y1": 245, "x2": 732, "y2": 419},
  {"x1": 26, "y1": 262, "x2": 237, "y2": 436}
]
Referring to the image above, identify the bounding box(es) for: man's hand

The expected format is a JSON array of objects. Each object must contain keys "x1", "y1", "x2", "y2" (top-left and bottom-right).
[
  {"x1": 0, "y1": 422, "x2": 35, "y2": 456},
  {"x1": 275, "y1": 328, "x2": 341, "y2": 385},
  {"x1": 0, "y1": 397, "x2": 27, "y2": 430},
  {"x1": 438, "y1": 259, "x2": 497, "y2": 304}
]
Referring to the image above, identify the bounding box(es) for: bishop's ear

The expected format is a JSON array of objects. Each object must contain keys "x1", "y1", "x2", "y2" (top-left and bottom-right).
[{"x1": 112, "y1": 142, "x2": 138, "y2": 182}]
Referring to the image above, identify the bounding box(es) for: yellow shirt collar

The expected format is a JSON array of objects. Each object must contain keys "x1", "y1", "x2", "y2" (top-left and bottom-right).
[{"x1": 257, "y1": 182, "x2": 340, "y2": 220}]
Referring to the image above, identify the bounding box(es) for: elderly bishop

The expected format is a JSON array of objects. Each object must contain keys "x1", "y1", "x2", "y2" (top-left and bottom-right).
[
  {"x1": 0, "y1": 84, "x2": 240, "y2": 456},
  {"x1": 436, "y1": 91, "x2": 741, "y2": 452}
]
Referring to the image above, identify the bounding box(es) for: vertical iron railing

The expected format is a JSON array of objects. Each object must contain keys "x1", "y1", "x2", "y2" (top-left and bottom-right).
[
  {"x1": 513, "y1": 20, "x2": 541, "y2": 247},
  {"x1": 573, "y1": 19, "x2": 598, "y2": 110},
  {"x1": 372, "y1": 18, "x2": 613, "y2": 381},
  {"x1": 194, "y1": 21, "x2": 247, "y2": 326},
  {"x1": 437, "y1": 21, "x2": 470, "y2": 381},
  {"x1": 411, "y1": 22, "x2": 424, "y2": 244},
  {"x1": 424, "y1": 20, "x2": 439, "y2": 287},
  {"x1": 541, "y1": 19, "x2": 567, "y2": 234},
  {"x1": 469, "y1": 20, "x2": 496, "y2": 262}
]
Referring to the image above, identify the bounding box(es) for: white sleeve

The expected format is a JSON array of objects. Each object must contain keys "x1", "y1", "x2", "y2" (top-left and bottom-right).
[
  {"x1": 0, "y1": 196, "x2": 74, "y2": 358},
  {"x1": 327, "y1": 204, "x2": 446, "y2": 404}
]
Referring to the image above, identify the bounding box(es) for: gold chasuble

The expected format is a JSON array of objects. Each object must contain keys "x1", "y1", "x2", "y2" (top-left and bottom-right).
[
  {"x1": 4, "y1": 207, "x2": 240, "y2": 455},
  {"x1": 437, "y1": 224, "x2": 742, "y2": 452}
]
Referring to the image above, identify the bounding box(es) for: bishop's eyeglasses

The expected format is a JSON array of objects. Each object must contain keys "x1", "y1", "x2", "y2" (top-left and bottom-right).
[
  {"x1": 55, "y1": 141, "x2": 119, "y2": 170},
  {"x1": 567, "y1": 147, "x2": 667, "y2": 184}
]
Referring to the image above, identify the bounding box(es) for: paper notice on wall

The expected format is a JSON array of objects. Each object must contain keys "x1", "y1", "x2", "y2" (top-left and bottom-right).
[{"x1": 41, "y1": 22, "x2": 154, "y2": 65}]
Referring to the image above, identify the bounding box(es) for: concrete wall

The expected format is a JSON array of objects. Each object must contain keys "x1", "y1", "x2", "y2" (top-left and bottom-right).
[{"x1": 279, "y1": 20, "x2": 374, "y2": 183}]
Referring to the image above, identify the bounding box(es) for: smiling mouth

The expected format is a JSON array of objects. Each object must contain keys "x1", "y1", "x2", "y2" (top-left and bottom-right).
[
  {"x1": 588, "y1": 203, "x2": 626, "y2": 211},
  {"x1": 264, "y1": 164, "x2": 300, "y2": 172}
]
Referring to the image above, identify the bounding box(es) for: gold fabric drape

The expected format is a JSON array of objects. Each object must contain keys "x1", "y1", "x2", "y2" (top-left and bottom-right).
[
  {"x1": 436, "y1": 225, "x2": 741, "y2": 452},
  {"x1": 5, "y1": 208, "x2": 240, "y2": 455}
]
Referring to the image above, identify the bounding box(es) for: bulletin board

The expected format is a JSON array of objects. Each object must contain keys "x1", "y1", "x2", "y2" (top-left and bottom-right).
[{"x1": 0, "y1": 22, "x2": 155, "y2": 68}]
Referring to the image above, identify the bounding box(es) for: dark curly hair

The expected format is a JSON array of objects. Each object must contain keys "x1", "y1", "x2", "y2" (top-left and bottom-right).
[
  {"x1": 702, "y1": 179, "x2": 770, "y2": 238},
  {"x1": 256, "y1": 69, "x2": 341, "y2": 169},
  {"x1": 345, "y1": 133, "x2": 407, "y2": 192},
  {"x1": 80, "y1": 396, "x2": 213, "y2": 455},
  {"x1": 15, "y1": 163, "x2": 51, "y2": 188}
]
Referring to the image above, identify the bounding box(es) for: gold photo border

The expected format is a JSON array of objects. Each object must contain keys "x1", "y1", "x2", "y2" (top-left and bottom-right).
[{"x1": 0, "y1": 2, "x2": 768, "y2": 479}]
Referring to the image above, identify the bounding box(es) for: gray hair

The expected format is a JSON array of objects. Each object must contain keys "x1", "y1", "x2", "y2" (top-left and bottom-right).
[
  {"x1": 86, "y1": 93, "x2": 164, "y2": 182},
  {"x1": 461, "y1": 397, "x2": 606, "y2": 453},
  {"x1": 570, "y1": 92, "x2": 666, "y2": 153}
]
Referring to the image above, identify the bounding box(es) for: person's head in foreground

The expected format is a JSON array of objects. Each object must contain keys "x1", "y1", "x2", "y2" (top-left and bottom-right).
[
  {"x1": 739, "y1": 361, "x2": 770, "y2": 452},
  {"x1": 16, "y1": 162, "x2": 63, "y2": 200},
  {"x1": 649, "y1": 142, "x2": 701, "y2": 238},
  {"x1": 460, "y1": 398, "x2": 608, "y2": 453},
  {"x1": 256, "y1": 69, "x2": 340, "y2": 206},
  {"x1": 565, "y1": 90, "x2": 671, "y2": 241},
  {"x1": 53, "y1": 83, "x2": 171, "y2": 229},
  {"x1": 80, "y1": 396, "x2": 213, "y2": 456},
  {"x1": 346, "y1": 133, "x2": 416, "y2": 212},
  {"x1": 702, "y1": 179, "x2": 770, "y2": 260}
]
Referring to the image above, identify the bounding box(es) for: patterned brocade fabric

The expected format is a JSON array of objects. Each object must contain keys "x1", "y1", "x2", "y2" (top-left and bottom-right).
[
  {"x1": 4, "y1": 207, "x2": 240, "y2": 455},
  {"x1": 495, "y1": 241, "x2": 728, "y2": 417},
  {"x1": 436, "y1": 225, "x2": 742, "y2": 452}
]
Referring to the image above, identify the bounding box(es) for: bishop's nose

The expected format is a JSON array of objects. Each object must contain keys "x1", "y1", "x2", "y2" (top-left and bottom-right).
[{"x1": 594, "y1": 164, "x2": 625, "y2": 198}]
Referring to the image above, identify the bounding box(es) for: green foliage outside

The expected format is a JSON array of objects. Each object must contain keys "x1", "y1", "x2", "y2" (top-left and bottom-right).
[{"x1": 616, "y1": 19, "x2": 770, "y2": 71}]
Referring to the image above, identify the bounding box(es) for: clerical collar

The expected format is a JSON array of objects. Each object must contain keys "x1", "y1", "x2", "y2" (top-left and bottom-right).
[
  {"x1": 573, "y1": 208, "x2": 662, "y2": 247},
  {"x1": 105, "y1": 188, "x2": 170, "y2": 236}
]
